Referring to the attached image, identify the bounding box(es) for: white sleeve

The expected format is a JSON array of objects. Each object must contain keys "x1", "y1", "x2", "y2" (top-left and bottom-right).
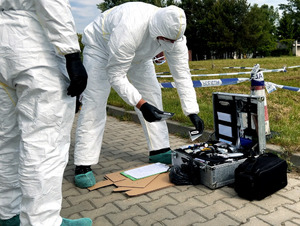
[
  {"x1": 105, "y1": 26, "x2": 142, "y2": 106},
  {"x1": 34, "y1": 0, "x2": 80, "y2": 55},
  {"x1": 164, "y1": 36, "x2": 199, "y2": 116}
]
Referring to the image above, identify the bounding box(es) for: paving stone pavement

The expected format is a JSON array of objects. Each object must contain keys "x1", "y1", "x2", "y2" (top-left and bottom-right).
[{"x1": 62, "y1": 115, "x2": 300, "y2": 226}]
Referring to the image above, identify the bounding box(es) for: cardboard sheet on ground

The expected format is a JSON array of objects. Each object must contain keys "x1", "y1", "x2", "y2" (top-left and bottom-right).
[
  {"x1": 88, "y1": 164, "x2": 174, "y2": 196},
  {"x1": 114, "y1": 174, "x2": 159, "y2": 188},
  {"x1": 125, "y1": 173, "x2": 173, "y2": 196}
]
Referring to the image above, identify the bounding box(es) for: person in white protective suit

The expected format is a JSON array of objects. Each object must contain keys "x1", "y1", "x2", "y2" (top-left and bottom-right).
[
  {"x1": 0, "y1": 1, "x2": 92, "y2": 226},
  {"x1": 74, "y1": 2, "x2": 204, "y2": 188}
]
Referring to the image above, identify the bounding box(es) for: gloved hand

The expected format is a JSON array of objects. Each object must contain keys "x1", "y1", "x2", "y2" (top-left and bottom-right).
[
  {"x1": 140, "y1": 102, "x2": 163, "y2": 122},
  {"x1": 65, "y1": 52, "x2": 88, "y2": 97},
  {"x1": 188, "y1": 114, "x2": 204, "y2": 134}
]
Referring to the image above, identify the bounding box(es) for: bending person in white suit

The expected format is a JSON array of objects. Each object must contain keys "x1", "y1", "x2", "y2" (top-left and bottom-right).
[{"x1": 74, "y1": 2, "x2": 204, "y2": 188}]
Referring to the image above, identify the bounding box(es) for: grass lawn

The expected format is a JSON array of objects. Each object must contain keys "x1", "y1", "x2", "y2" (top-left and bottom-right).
[{"x1": 108, "y1": 56, "x2": 300, "y2": 154}]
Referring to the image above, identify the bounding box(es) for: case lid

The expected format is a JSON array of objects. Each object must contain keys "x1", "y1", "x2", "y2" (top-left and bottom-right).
[{"x1": 212, "y1": 92, "x2": 266, "y2": 154}]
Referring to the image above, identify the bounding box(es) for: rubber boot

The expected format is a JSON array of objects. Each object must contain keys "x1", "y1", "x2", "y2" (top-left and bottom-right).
[
  {"x1": 0, "y1": 215, "x2": 20, "y2": 226},
  {"x1": 61, "y1": 218, "x2": 92, "y2": 226},
  {"x1": 74, "y1": 165, "x2": 96, "y2": 188},
  {"x1": 149, "y1": 148, "x2": 172, "y2": 164}
]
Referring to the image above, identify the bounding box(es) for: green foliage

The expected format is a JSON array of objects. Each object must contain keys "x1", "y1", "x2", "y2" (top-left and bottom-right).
[
  {"x1": 180, "y1": 0, "x2": 215, "y2": 60},
  {"x1": 97, "y1": 0, "x2": 131, "y2": 11},
  {"x1": 277, "y1": 12, "x2": 295, "y2": 40},
  {"x1": 279, "y1": 0, "x2": 300, "y2": 40},
  {"x1": 179, "y1": 0, "x2": 280, "y2": 59},
  {"x1": 272, "y1": 39, "x2": 295, "y2": 56},
  {"x1": 77, "y1": 33, "x2": 84, "y2": 52},
  {"x1": 97, "y1": 0, "x2": 179, "y2": 11},
  {"x1": 77, "y1": 33, "x2": 84, "y2": 60},
  {"x1": 205, "y1": 0, "x2": 249, "y2": 59}
]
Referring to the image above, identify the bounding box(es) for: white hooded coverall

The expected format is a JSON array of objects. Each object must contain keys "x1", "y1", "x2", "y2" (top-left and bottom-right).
[
  {"x1": 0, "y1": 0, "x2": 79, "y2": 225},
  {"x1": 75, "y1": 2, "x2": 199, "y2": 165}
]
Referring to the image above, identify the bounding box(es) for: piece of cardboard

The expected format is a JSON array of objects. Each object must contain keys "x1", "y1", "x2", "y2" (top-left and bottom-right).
[
  {"x1": 88, "y1": 179, "x2": 114, "y2": 191},
  {"x1": 114, "y1": 174, "x2": 159, "y2": 188},
  {"x1": 87, "y1": 164, "x2": 174, "y2": 196},
  {"x1": 125, "y1": 173, "x2": 173, "y2": 196},
  {"x1": 113, "y1": 187, "x2": 132, "y2": 192},
  {"x1": 105, "y1": 171, "x2": 127, "y2": 182}
]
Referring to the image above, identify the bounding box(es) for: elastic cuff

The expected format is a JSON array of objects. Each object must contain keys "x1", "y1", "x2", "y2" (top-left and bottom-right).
[
  {"x1": 136, "y1": 99, "x2": 146, "y2": 109},
  {"x1": 149, "y1": 147, "x2": 171, "y2": 156},
  {"x1": 65, "y1": 52, "x2": 80, "y2": 60},
  {"x1": 75, "y1": 165, "x2": 92, "y2": 175}
]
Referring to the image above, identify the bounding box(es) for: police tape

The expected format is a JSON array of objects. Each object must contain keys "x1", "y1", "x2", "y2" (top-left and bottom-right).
[
  {"x1": 223, "y1": 67, "x2": 264, "y2": 70},
  {"x1": 158, "y1": 64, "x2": 299, "y2": 92},
  {"x1": 223, "y1": 66, "x2": 287, "y2": 72},
  {"x1": 286, "y1": 65, "x2": 300, "y2": 69},
  {"x1": 265, "y1": 82, "x2": 300, "y2": 93},
  {"x1": 159, "y1": 77, "x2": 300, "y2": 92},
  {"x1": 225, "y1": 65, "x2": 300, "y2": 70},
  {"x1": 156, "y1": 68, "x2": 206, "y2": 75},
  {"x1": 157, "y1": 68, "x2": 286, "y2": 78},
  {"x1": 159, "y1": 78, "x2": 250, "y2": 88},
  {"x1": 251, "y1": 64, "x2": 300, "y2": 93},
  {"x1": 157, "y1": 71, "x2": 250, "y2": 78}
]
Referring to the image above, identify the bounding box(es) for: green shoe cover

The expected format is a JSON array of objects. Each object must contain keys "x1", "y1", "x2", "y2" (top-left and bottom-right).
[
  {"x1": 149, "y1": 150, "x2": 172, "y2": 164},
  {"x1": 61, "y1": 218, "x2": 92, "y2": 226},
  {"x1": 74, "y1": 171, "x2": 96, "y2": 188},
  {"x1": 0, "y1": 215, "x2": 20, "y2": 226}
]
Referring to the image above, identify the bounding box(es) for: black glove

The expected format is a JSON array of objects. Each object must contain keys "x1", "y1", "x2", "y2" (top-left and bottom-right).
[
  {"x1": 140, "y1": 102, "x2": 164, "y2": 122},
  {"x1": 65, "y1": 52, "x2": 88, "y2": 97},
  {"x1": 188, "y1": 114, "x2": 204, "y2": 134}
]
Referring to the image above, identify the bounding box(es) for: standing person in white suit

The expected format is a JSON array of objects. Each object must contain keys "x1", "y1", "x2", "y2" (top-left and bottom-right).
[
  {"x1": 0, "y1": 0, "x2": 92, "y2": 225},
  {"x1": 74, "y1": 2, "x2": 204, "y2": 188}
]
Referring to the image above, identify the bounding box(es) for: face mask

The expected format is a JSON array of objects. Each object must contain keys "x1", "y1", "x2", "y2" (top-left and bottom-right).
[{"x1": 158, "y1": 39, "x2": 175, "y2": 52}]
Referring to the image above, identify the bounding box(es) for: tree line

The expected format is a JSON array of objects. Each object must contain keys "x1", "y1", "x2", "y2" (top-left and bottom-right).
[{"x1": 96, "y1": 0, "x2": 300, "y2": 60}]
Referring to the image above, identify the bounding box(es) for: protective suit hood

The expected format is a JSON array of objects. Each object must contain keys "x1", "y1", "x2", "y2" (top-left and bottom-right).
[{"x1": 149, "y1": 5, "x2": 186, "y2": 41}]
